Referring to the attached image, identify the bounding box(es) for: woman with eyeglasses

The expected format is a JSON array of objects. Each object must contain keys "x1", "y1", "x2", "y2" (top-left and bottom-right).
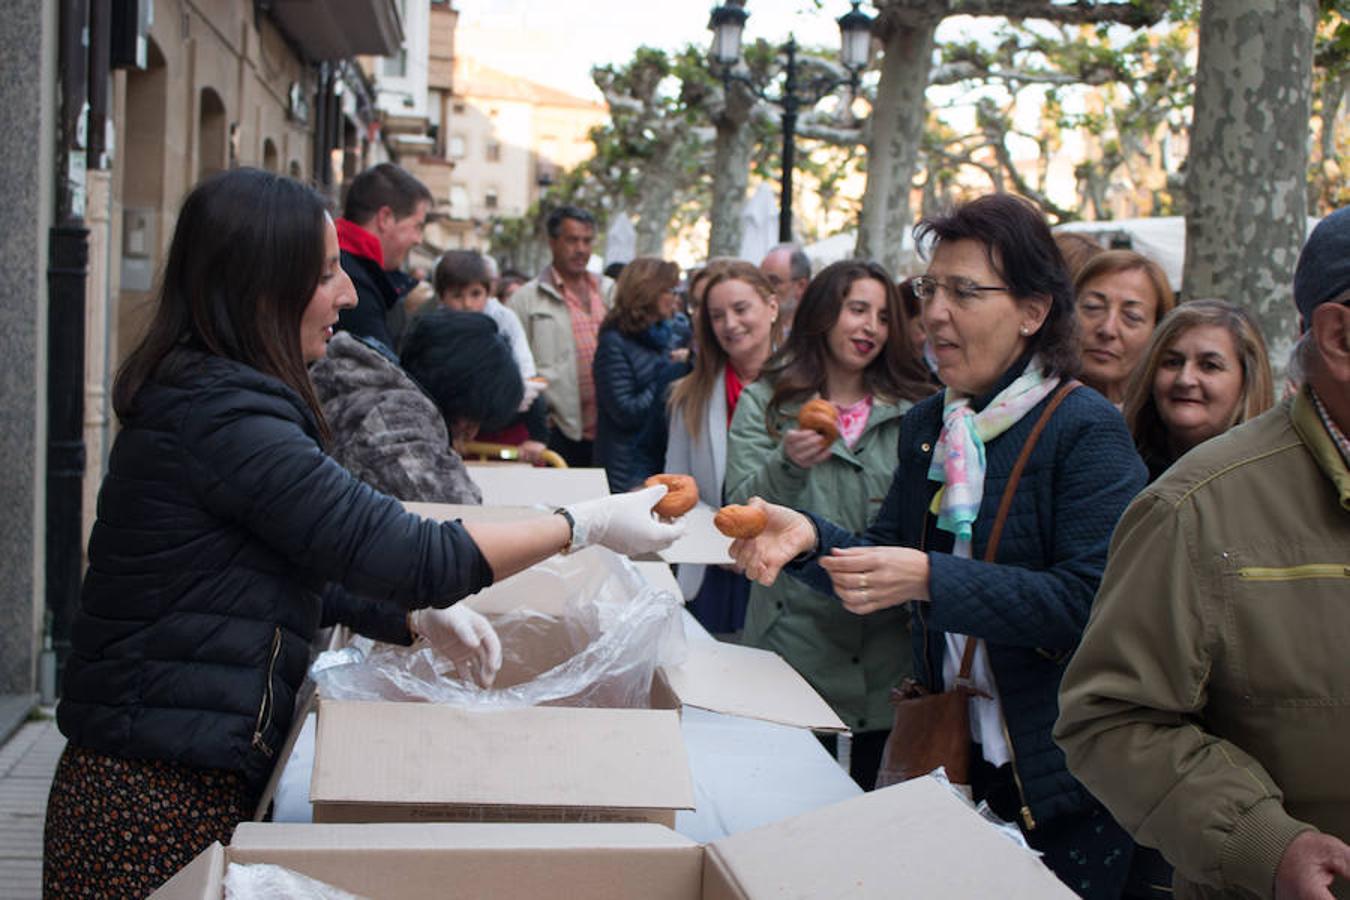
[
  {"x1": 727, "y1": 195, "x2": 1148, "y2": 898},
  {"x1": 724, "y1": 259, "x2": 933, "y2": 789}
]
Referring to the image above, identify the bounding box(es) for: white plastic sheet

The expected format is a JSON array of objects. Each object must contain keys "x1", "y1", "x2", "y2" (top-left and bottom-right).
[
  {"x1": 223, "y1": 863, "x2": 368, "y2": 900},
  {"x1": 310, "y1": 551, "x2": 686, "y2": 710}
]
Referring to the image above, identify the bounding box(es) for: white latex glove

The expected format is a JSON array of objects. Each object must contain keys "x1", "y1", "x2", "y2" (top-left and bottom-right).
[
  {"x1": 564, "y1": 484, "x2": 686, "y2": 556},
  {"x1": 517, "y1": 378, "x2": 545, "y2": 412},
  {"x1": 408, "y1": 604, "x2": 503, "y2": 688}
]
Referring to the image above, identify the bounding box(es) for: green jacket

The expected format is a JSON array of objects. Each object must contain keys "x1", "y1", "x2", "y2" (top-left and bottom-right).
[
  {"x1": 1056, "y1": 389, "x2": 1350, "y2": 900},
  {"x1": 511, "y1": 271, "x2": 614, "y2": 442},
  {"x1": 725, "y1": 380, "x2": 912, "y2": 732}
]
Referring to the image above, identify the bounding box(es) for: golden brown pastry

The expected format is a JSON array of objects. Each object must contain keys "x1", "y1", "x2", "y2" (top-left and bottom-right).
[
  {"x1": 644, "y1": 474, "x2": 699, "y2": 518},
  {"x1": 797, "y1": 398, "x2": 839, "y2": 444},
  {"x1": 714, "y1": 504, "x2": 769, "y2": 539}
]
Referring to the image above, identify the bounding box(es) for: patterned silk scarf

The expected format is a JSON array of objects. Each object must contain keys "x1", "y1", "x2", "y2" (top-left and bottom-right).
[{"x1": 928, "y1": 358, "x2": 1059, "y2": 542}]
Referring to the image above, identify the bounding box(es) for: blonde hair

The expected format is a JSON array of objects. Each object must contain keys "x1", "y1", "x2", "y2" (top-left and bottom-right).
[
  {"x1": 668, "y1": 259, "x2": 780, "y2": 441},
  {"x1": 1123, "y1": 299, "x2": 1275, "y2": 465}
]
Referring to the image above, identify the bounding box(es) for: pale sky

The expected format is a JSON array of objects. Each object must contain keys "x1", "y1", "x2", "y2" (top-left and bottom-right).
[{"x1": 454, "y1": 0, "x2": 869, "y2": 101}]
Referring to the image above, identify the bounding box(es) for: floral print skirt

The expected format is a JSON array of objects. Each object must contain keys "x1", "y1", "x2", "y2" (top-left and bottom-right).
[{"x1": 43, "y1": 744, "x2": 254, "y2": 898}]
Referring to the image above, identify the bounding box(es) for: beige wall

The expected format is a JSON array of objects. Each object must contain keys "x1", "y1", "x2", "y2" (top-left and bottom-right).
[
  {"x1": 110, "y1": 0, "x2": 314, "y2": 371},
  {"x1": 445, "y1": 75, "x2": 607, "y2": 250},
  {"x1": 428, "y1": 4, "x2": 457, "y2": 90}
]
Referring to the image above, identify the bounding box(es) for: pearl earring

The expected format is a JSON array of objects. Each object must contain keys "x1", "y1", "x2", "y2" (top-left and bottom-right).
[{"x1": 1019, "y1": 325, "x2": 1029, "y2": 335}]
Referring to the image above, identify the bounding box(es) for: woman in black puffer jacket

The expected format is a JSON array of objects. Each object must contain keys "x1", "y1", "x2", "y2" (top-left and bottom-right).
[
  {"x1": 44, "y1": 169, "x2": 683, "y2": 899},
  {"x1": 592, "y1": 257, "x2": 692, "y2": 492}
]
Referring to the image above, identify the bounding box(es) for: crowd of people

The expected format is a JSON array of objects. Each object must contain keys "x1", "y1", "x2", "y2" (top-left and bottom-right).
[{"x1": 42, "y1": 160, "x2": 1348, "y2": 900}]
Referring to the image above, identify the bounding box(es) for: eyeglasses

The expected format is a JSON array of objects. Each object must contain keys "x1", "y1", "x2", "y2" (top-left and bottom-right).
[{"x1": 911, "y1": 275, "x2": 1008, "y2": 308}]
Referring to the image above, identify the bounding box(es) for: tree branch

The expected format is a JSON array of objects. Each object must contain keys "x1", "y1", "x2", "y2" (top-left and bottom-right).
[
  {"x1": 948, "y1": 0, "x2": 1167, "y2": 28},
  {"x1": 931, "y1": 60, "x2": 1119, "y2": 86}
]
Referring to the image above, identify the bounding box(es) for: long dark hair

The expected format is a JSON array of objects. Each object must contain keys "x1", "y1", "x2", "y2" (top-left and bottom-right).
[
  {"x1": 113, "y1": 168, "x2": 331, "y2": 438},
  {"x1": 761, "y1": 259, "x2": 932, "y2": 435},
  {"x1": 915, "y1": 193, "x2": 1081, "y2": 379}
]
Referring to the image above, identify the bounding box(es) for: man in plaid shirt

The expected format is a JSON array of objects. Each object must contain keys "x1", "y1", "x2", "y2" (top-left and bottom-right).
[{"x1": 510, "y1": 206, "x2": 614, "y2": 467}]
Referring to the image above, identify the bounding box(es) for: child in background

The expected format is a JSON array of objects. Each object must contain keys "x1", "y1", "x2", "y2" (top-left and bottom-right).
[{"x1": 434, "y1": 250, "x2": 549, "y2": 462}]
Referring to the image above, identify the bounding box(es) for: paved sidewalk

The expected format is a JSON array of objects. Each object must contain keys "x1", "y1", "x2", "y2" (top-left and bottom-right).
[{"x1": 0, "y1": 712, "x2": 63, "y2": 900}]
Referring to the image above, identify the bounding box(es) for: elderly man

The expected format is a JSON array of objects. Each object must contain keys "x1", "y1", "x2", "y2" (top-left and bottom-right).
[
  {"x1": 760, "y1": 242, "x2": 810, "y2": 330},
  {"x1": 1056, "y1": 207, "x2": 1350, "y2": 900},
  {"x1": 511, "y1": 206, "x2": 614, "y2": 467}
]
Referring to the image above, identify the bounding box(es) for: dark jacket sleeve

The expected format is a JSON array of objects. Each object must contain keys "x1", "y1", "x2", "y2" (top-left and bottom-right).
[
  {"x1": 593, "y1": 331, "x2": 659, "y2": 431},
  {"x1": 784, "y1": 418, "x2": 912, "y2": 595},
  {"x1": 921, "y1": 408, "x2": 1146, "y2": 651},
  {"x1": 181, "y1": 381, "x2": 493, "y2": 609},
  {"x1": 523, "y1": 394, "x2": 550, "y2": 443},
  {"x1": 320, "y1": 583, "x2": 414, "y2": 645},
  {"x1": 635, "y1": 384, "x2": 672, "y2": 478}
]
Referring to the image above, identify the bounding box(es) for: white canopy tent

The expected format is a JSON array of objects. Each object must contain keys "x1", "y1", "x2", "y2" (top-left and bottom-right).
[
  {"x1": 738, "y1": 184, "x2": 779, "y2": 264},
  {"x1": 1055, "y1": 216, "x2": 1322, "y2": 291}
]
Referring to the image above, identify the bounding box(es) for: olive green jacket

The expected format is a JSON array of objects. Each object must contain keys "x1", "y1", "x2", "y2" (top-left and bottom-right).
[
  {"x1": 1056, "y1": 389, "x2": 1350, "y2": 900},
  {"x1": 725, "y1": 380, "x2": 912, "y2": 732}
]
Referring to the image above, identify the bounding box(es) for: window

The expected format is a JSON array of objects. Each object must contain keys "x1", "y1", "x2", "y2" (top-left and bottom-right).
[
  {"x1": 383, "y1": 49, "x2": 407, "y2": 78},
  {"x1": 447, "y1": 134, "x2": 466, "y2": 159},
  {"x1": 485, "y1": 140, "x2": 501, "y2": 163},
  {"x1": 449, "y1": 185, "x2": 470, "y2": 220},
  {"x1": 484, "y1": 189, "x2": 499, "y2": 210},
  {"x1": 453, "y1": 102, "x2": 466, "y2": 114}
]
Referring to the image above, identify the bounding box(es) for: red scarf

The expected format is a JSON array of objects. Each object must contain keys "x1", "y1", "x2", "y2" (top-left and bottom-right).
[
  {"x1": 336, "y1": 218, "x2": 384, "y2": 266},
  {"x1": 725, "y1": 366, "x2": 747, "y2": 423}
]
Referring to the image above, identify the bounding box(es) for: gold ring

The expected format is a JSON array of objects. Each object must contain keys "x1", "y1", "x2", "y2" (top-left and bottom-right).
[{"x1": 860, "y1": 574, "x2": 869, "y2": 590}]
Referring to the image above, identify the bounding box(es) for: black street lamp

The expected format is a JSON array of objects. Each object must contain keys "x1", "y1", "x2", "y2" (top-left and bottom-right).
[{"x1": 708, "y1": 1, "x2": 874, "y2": 243}]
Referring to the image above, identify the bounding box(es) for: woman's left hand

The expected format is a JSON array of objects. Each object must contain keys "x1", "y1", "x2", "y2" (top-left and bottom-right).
[
  {"x1": 783, "y1": 428, "x2": 833, "y2": 469},
  {"x1": 409, "y1": 605, "x2": 503, "y2": 688},
  {"x1": 818, "y1": 546, "x2": 930, "y2": 615}
]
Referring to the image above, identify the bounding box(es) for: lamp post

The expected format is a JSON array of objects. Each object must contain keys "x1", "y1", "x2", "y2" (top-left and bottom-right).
[{"x1": 708, "y1": 1, "x2": 874, "y2": 243}]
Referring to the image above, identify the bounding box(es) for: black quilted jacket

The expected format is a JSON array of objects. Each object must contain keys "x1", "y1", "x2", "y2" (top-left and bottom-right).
[{"x1": 58, "y1": 349, "x2": 492, "y2": 792}]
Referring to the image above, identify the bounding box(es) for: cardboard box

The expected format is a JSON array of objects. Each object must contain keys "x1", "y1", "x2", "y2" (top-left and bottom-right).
[
  {"x1": 464, "y1": 464, "x2": 609, "y2": 507},
  {"x1": 307, "y1": 546, "x2": 845, "y2": 828},
  {"x1": 154, "y1": 778, "x2": 1075, "y2": 899}
]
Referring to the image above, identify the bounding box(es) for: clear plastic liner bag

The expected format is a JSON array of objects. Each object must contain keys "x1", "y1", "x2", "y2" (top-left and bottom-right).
[
  {"x1": 310, "y1": 547, "x2": 686, "y2": 709},
  {"x1": 223, "y1": 862, "x2": 370, "y2": 900},
  {"x1": 924, "y1": 766, "x2": 1037, "y2": 854}
]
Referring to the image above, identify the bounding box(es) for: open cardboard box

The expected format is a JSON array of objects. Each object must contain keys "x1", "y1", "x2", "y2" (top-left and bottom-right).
[
  {"x1": 155, "y1": 777, "x2": 1074, "y2": 899},
  {"x1": 306, "y1": 545, "x2": 845, "y2": 828},
  {"x1": 462, "y1": 463, "x2": 609, "y2": 508}
]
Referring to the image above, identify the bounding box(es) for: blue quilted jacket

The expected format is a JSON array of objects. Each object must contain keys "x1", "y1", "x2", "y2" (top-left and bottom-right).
[
  {"x1": 592, "y1": 323, "x2": 690, "y2": 492},
  {"x1": 790, "y1": 356, "x2": 1146, "y2": 830}
]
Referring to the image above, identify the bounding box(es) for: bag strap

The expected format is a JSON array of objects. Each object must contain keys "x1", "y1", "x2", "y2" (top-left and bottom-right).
[
  {"x1": 956, "y1": 379, "x2": 1079, "y2": 681},
  {"x1": 982, "y1": 379, "x2": 1080, "y2": 564}
]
